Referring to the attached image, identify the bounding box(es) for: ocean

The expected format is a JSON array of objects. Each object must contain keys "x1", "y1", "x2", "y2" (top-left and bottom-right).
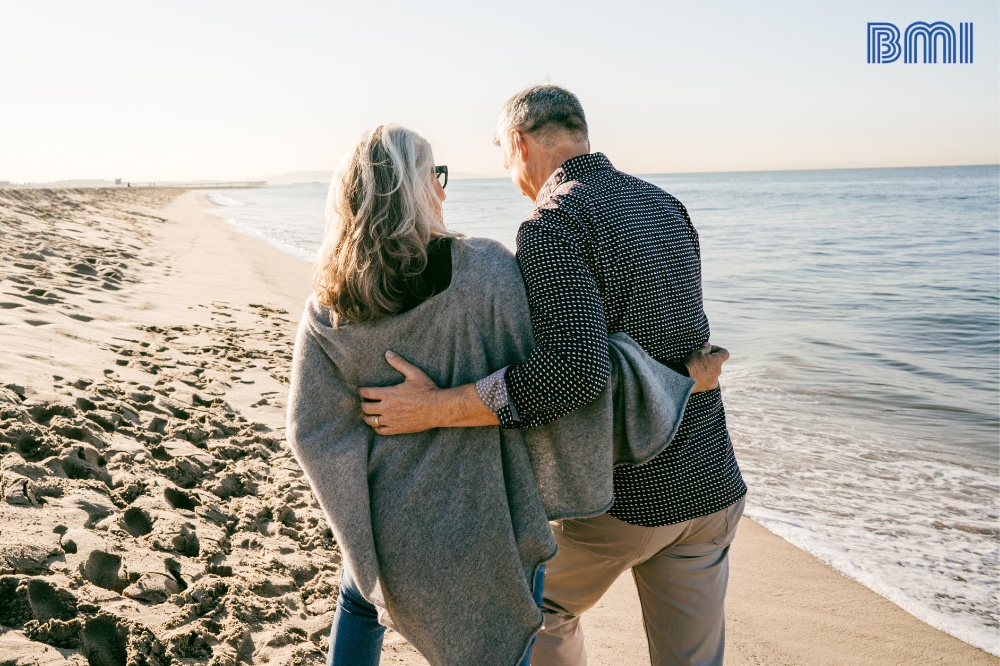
[{"x1": 205, "y1": 164, "x2": 1000, "y2": 654}]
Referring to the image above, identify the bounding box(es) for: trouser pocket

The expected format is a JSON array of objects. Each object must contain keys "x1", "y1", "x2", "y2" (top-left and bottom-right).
[{"x1": 712, "y1": 495, "x2": 746, "y2": 546}]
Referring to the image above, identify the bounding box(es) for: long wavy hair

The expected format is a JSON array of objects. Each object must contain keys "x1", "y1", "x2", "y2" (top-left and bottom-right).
[{"x1": 313, "y1": 124, "x2": 457, "y2": 325}]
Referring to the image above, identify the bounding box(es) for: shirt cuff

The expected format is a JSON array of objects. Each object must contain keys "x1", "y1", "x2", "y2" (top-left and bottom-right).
[
  {"x1": 476, "y1": 368, "x2": 523, "y2": 428},
  {"x1": 476, "y1": 367, "x2": 511, "y2": 416}
]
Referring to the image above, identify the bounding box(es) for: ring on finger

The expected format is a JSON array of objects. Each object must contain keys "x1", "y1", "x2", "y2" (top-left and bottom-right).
[{"x1": 374, "y1": 415, "x2": 381, "y2": 428}]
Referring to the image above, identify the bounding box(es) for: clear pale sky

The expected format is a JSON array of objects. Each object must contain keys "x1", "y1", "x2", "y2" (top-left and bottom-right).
[{"x1": 1, "y1": 0, "x2": 997, "y2": 182}]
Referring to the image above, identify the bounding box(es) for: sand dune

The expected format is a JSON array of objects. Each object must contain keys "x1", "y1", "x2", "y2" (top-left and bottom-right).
[{"x1": 0, "y1": 189, "x2": 993, "y2": 665}]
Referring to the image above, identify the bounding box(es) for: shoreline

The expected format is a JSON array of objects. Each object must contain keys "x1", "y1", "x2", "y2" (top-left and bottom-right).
[{"x1": 0, "y1": 188, "x2": 994, "y2": 664}]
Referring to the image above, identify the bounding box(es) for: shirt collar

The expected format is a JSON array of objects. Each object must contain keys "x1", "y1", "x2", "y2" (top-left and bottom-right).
[{"x1": 535, "y1": 152, "x2": 614, "y2": 205}]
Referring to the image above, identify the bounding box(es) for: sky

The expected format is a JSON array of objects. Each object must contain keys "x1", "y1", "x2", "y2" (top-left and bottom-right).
[{"x1": 1, "y1": 0, "x2": 997, "y2": 182}]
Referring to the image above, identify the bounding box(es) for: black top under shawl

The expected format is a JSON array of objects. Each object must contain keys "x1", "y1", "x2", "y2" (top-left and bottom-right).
[{"x1": 398, "y1": 237, "x2": 453, "y2": 314}]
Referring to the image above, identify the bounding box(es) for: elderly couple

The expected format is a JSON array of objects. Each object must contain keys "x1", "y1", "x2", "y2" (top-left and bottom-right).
[{"x1": 287, "y1": 85, "x2": 746, "y2": 666}]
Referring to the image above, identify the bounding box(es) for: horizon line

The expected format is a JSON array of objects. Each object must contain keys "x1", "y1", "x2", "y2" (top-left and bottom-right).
[
  {"x1": 463, "y1": 162, "x2": 1000, "y2": 181},
  {"x1": 3, "y1": 162, "x2": 997, "y2": 187}
]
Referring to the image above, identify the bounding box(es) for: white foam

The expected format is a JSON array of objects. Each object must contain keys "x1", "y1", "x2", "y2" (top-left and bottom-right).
[
  {"x1": 205, "y1": 193, "x2": 248, "y2": 208},
  {"x1": 727, "y1": 365, "x2": 1000, "y2": 655},
  {"x1": 203, "y1": 188, "x2": 319, "y2": 262}
]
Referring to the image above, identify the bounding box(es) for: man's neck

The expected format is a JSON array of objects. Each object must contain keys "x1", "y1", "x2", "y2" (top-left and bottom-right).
[{"x1": 529, "y1": 144, "x2": 590, "y2": 201}]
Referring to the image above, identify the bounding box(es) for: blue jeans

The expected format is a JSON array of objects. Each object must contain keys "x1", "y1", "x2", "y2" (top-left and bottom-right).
[{"x1": 327, "y1": 564, "x2": 546, "y2": 666}]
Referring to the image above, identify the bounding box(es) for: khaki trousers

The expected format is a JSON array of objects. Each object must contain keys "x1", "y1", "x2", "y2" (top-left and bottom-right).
[{"x1": 531, "y1": 496, "x2": 745, "y2": 666}]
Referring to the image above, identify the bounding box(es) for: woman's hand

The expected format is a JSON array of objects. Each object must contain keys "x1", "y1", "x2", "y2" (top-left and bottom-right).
[{"x1": 685, "y1": 343, "x2": 730, "y2": 392}]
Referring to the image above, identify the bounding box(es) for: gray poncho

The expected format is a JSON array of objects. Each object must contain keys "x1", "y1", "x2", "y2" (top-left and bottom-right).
[{"x1": 286, "y1": 238, "x2": 693, "y2": 665}]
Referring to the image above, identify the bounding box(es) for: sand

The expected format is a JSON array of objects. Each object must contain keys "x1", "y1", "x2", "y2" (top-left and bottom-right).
[{"x1": 0, "y1": 188, "x2": 993, "y2": 665}]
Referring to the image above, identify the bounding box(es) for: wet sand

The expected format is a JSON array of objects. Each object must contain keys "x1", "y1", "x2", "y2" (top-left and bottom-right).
[{"x1": 0, "y1": 189, "x2": 992, "y2": 665}]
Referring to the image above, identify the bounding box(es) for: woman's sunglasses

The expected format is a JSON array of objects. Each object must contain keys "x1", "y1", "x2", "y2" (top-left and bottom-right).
[{"x1": 434, "y1": 165, "x2": 448, "y2": 189}]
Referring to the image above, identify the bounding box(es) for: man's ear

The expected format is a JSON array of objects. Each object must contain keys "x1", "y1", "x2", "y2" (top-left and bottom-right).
[{"x1": 511, "y1": 130, "x2": 528, "y2": 163}]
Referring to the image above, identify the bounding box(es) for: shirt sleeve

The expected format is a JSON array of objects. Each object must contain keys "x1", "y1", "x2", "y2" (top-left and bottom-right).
[{"x1": 492, "y1": 202, "x2": 611, "y2": 429}]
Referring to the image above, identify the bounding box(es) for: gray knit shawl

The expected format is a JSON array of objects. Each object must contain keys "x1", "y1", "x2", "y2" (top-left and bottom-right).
[{"x1": 286, "y1": 238, "x2": 693, "y2": 666}]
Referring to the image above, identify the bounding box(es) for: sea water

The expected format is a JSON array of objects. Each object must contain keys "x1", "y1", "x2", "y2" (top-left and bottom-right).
[{"x1": 206, "y1": 164, "x2": 1000, "y2": 654}]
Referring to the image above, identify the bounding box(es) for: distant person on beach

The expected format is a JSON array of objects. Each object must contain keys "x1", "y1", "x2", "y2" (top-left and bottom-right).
[
  {"x1": 286, "y1": 123, "x2": 724, "y2": 665},
  {"x1": 361, "y1": 85, "x2": 745, "y2": 666}
]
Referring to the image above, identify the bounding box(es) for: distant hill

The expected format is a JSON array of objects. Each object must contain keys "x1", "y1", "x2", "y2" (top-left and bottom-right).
[
  {"x1": 261, "y1": 170, "x2": 497, "y2": 185},
  {"x1": 3, "y1": 179, "x2": 119, "y2": 189},
  {"x1": 1, "y1": 170, "x2": 501, "y2": 190}
]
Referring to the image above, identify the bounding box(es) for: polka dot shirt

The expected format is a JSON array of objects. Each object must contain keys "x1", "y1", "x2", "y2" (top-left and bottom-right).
[{"x1": 476, "y1": 153, "x2": 746, "y2": 526}]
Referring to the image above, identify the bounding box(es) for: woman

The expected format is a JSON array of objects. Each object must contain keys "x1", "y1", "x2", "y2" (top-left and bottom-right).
[{"x1": 286, "y1": 124, "x2": 694, "y2": 665}]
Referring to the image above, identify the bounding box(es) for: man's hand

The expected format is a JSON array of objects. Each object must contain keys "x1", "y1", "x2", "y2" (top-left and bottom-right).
[
  {"x1": 358, "y1": 352, "x2": 442, "y2": 435},
  {"x1": 358, "y1": 351, "x2": 500, "y2": 435},
  {"x1": 685, "y1": 343, "x2": 730, "y2": 393}
]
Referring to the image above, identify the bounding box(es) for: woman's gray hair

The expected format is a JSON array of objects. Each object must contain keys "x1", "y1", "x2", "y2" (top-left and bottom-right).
[
  {"x1": 314, "y1": 123, "x2": 457, "y2": 325},
  {"x1": 494, "y1": 85, "x2": 588, "y2": 149}
]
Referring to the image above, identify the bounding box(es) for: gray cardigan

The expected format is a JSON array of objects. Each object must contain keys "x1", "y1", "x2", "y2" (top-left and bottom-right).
[{"x1": 286, "y1": 238, "x2": 693, "y2": 666}]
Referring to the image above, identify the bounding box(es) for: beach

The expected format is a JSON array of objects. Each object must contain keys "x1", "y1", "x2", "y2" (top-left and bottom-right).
[
  {"x1": 0, "y1": 188, "x2": 994, "y2": 665},
  {"x1": 206, "y1": 168, "x2": 1000, "y2": 654}
]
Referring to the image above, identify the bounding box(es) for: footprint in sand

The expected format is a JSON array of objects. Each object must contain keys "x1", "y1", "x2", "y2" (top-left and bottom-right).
[
  {"x1": 82, "y1": 550, "x2": 126, "y2": 593},
  {"x1": 80, "y1": 615, "x2": 128, "y2": 666},
  {"x1": 26, "y1": 578, "x2": 78, "y2": 623},
  {"x1": 22, "y1": 288, "x2": 63, "y2": 305},
  {"x1": 53, "y1": 445, "x2": 113, "y2": 488},
  {"x1": 8, "y1": 427, "x2": 62, "y2": 463},
  {"x1": 68, "y1": 263, "x2": 98, "y2": 278},
  {"x1": 121, "y1": 506, "x2": 154, "y2": 537},
  {"x1": 27, "y1": 402, "x2": 76, "y2": 426},
  {"x1": 163, "y1": 486, "x2": 198, "y2": 512}
]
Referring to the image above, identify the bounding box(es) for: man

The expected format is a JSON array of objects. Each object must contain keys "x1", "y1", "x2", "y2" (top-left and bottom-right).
[{"x1": 360, "y1": 85, "x2": 746, "y2": 665}]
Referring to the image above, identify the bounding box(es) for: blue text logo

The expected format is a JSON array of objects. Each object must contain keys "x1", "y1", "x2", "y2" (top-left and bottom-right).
[{"x1": 867, "y1": 22, "x2": 973, "y2": 64}]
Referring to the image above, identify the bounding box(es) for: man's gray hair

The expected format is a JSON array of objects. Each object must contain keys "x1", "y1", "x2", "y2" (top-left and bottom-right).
[{"x1": 494, "y1": 85, "x2": 588, "y2": 148}]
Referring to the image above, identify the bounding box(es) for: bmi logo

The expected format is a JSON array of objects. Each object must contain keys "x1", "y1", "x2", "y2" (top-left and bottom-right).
[{"x1": 868, "y1": 22, "x2": 974, "y2": 64}]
